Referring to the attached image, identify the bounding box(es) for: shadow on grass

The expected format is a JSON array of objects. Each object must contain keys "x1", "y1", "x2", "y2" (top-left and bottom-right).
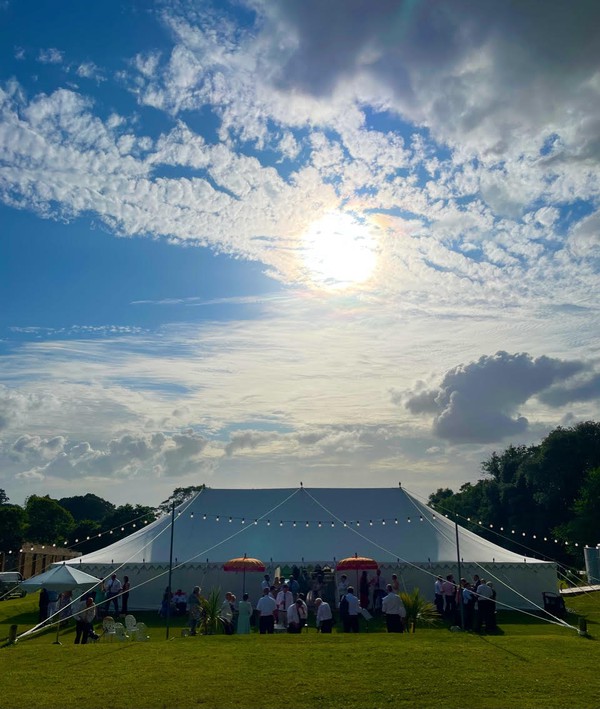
[
  {"x1": 62, "y1": 641, "x2": 138, "y2": 670},
  {"x1": 0, "y1": 610, "x2": 39, "y2": 625},
  {"x1": 474, "y1": 632, "x2": 530, "y2": 662}
]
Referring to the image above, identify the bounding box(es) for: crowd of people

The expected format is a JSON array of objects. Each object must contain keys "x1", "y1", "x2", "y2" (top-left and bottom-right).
[
  {"x1": 434, "y1": 573, "x2": 498, "y2": 632},
  {"x1": 36, "y1": 567, "x2": 499, "y2": 643},
  {"x1": 179, "y1": 570, "x2": 498, "y2": 636},
  {"x1": 37, "y1": 572, "x2": 132, "y2": 644}
]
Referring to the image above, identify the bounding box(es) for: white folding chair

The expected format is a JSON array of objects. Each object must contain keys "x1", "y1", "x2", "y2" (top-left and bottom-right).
[
  {"x1": 133, "y1": 622, "x2": 149, "y2": 641},
  {"x1": 124, "y1": 614, "x2": 138, "y2": 635},
  {"x1": 101, "y1": 616, "x2": 117, "y2": 642},
  {"x1": 113, "y1": 622, "x2": 129, "y2": 641}
]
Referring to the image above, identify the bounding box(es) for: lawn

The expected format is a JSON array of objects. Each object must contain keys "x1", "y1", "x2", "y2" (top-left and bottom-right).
[{"x1": 1, "y1": 593, "x2": 598, "y2": 709}]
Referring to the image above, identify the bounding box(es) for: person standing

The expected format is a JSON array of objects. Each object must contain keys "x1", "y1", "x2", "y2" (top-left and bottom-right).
[
  {"x1": 359, "y1": 571, "x2": 370, "y2": 611},
  {"x1": 343, "y1": 586, "x2": 361, "y2": 633},
  {"x1": 286, "y1": 599, "x2": 307, "y2": 633},
  {"x1": 475, "y1": 579, "x2": 494, "y2": 632},
  {"x1": 59, "y1": 590, "x2": 73, "y2": 626},
  {"x1": 256, "y1": 587, "x2": 277, "y2": 634},
  {"x1": 315, "y1": 598, "x2": 333, "y2": 633},
  {"x1": 46, "y1": 590, "x2": 60, "y2": 622},
  {"x1": 74, "y1": 598, "x2": 96, "y2": 644},
  {"x1": 461, "y1": 581, "x2": 475, "y2": 631},
  {"x1": 370, "y1": 569, "x2": 386, "y2": 613},
  {"x1": 237, "y1": 593, "x2": 253, "y2": 634},
  {"x1": 434, "y1": 576, "x2": 444, "y2": 616},
  {"x1": 441, "y1": 575, "x2": 456, "y2": 619},
  {"x1": 220, "y1": 592, "x2": 235, "y2": 634},
  {"x1": 381, "y1": 584, "x2": 406, "y2": 633},
  {"x1": 261, "y1": 574, "x2": 271, "y2": 592},
  {"x1": 38, "y1": 588, "x2": 49, "y2": 623},
  {"x1": 336, "y1": 574, "x2": 348, "y2": 608},
  {"x1": 188, "y1": 586, "x2": 203, "y2": 636},
  {"x1": 120, "y1": 575, "x2": 131, "y2": 615},
  {"x1": 105, "y1": 573, "x2": 122, "y2": 616},
  {"x1": 276, "y1": 584, "x2": 294, "y2": 628}
]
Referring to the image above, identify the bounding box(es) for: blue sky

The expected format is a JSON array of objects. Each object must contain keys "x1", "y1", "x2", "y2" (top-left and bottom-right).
[{"x1": 1, "y1": 0, "x2": 599, "y2": 507}]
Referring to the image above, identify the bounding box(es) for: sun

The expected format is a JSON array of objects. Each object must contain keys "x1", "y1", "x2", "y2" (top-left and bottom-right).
[{"x1": 300, "y1": 212, "x2": 377, "y2": 290}]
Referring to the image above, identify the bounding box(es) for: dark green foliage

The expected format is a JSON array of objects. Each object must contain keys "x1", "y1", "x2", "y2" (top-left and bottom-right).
[
  {"x1": 0, "y1": 504, "x2": 27, "y2": 557},
  {"x1": 57, "y1": 493, "x2": 115, "y2": 522},
  {"x1": 428, "y1": 421, "x2": 600, "y2": 564},
  {"x1": 158, "y1": 485, "x2": 206, "y2": 515},
  {"x1": 0, "y1": 489, "x2": 9, "y2": 505},
  {"x1": 24, "y1": 495, "x2": 75, "y2": 545},
  {"x1": 99, "y1": 504, "x2": 158, "y2": 545},
  {"x1": 70, "y1": 519, "x2": 103, "y2": 555}
]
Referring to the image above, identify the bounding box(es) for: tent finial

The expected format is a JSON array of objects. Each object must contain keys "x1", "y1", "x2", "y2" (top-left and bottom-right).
[
  {"x1": 300, "y1": 481, "x2": 303, "y2": 488},
  {"x1": 398, "y1": 482, "x2": 402, "y2": 487}
]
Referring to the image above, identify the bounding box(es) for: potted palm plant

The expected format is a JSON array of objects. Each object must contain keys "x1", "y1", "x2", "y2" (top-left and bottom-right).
[
  {"x1": 400, "y1": 588, "x2": 440, "y2": 632},
  {"x1": 200, "y1": 589, "x2": 222, "y2": 635}
]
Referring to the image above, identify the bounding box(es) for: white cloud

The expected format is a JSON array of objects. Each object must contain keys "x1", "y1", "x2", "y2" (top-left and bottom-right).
[
  {"x1": 38, "y1": 48, "x2": 64, "y2": 64},
  {"x1": 1, "y1": 1, "x2": 599, "y2": 505},
  {"x1": 402, "y1": 351, "x2": 589, "y2": 443}
]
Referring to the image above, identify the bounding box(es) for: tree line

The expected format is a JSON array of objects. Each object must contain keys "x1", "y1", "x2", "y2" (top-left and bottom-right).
[
  {"x1": 1, "y1": 422, "x2": 598, "y2": 567},
  {"x1": 428, "y1": 421, "x2": 600, "y2": 565},
  {"x1": 0, "y1": 485, "x2": 205, "y2": 558}
]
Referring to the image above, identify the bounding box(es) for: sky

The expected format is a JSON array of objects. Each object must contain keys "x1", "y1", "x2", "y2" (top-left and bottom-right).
[{"x1": 1, "y1": 0, "x2": 599, "y2": 509}]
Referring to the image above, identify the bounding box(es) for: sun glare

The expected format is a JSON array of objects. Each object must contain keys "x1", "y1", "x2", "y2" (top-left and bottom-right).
[{"x1": 301, "y1": 212, "x2": 377, "y2": 290}]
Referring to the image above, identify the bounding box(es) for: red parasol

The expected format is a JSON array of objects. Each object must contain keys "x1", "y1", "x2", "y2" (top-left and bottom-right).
[
  {"x1": 336, "y1": 555, "x2": 379, "y2": 572},
  {"x1": 223, "y1": 555, "x2": 266, "y2": 594},
  {"x1": 336, "y1": 554, "x2": 379, "y2": 590}
]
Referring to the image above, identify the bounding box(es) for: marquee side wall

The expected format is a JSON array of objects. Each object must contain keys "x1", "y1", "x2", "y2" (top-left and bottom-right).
[{"x1": 69, "y1": 559, "x2": 557, "y2": 613}]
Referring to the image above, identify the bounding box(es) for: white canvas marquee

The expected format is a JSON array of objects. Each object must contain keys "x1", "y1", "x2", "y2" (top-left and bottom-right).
[{"x1": 64, "y1": 486, "x2": 557, "y2": 611}]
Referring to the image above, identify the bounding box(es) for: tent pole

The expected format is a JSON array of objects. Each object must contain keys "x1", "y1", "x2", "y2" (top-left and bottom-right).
[
  {"x1": 166, "y1": 501, "x2": 175, "y2": 641},
  {"x1": 455, "y1": 519, "x2": 465, "y2": 630}
]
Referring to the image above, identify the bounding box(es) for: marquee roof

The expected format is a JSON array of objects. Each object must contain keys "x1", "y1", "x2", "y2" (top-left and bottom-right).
[{"x1": 68, "y1": 486, "x2": 547, "y2": 566}]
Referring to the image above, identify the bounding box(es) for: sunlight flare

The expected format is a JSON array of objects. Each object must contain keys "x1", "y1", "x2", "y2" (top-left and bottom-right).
[{"x1": 300, "y1": 212, "x2": 377, "y2": 290}]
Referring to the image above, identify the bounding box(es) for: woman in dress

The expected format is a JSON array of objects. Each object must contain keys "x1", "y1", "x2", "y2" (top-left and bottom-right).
[
  {"x1": 121, "y1": 575, "x2": 131, "y2": 615},
  {"x1": 237, "y1": 593, "x2": 252, "y2": 634},
  {"x1": 359, "y1": 571, "x2": 370, "y2": 610}
]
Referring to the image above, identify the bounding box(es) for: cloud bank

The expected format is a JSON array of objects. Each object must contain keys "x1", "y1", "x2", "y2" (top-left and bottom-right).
[{"x1": 402, "y1": 351, "x2": 593, "y2": 442}]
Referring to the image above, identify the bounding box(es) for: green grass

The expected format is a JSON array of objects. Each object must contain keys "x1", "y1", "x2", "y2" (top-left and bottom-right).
[{"x1": 1, "y1": 593, "x2": 599, "y2": 709}]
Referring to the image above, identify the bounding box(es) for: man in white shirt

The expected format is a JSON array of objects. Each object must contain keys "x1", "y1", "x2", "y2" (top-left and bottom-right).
[
  {"x1": 276, "y1": 584, "x2": 294, "y2": 628},
  {"x1": 105, "y1": 573, "x2": 122, "y2": 616},
  {"x1": 475, "y1": 579, "x2": 494, "y2": 632},
  {"x1": 74, "y1": 597, "x2": 96, "y2": 644},
  {"x1": 381, "y1": 584, "x2": 406, "y2": 633},
  {"x1": 343, "y1": 586, "x2": 361, "y2": 633},
  {"x1": 315, "y1": 597, "x2": 333, "y2": 633},
  {"x1": 434, "y1": 576, "x2": 444, "y2": 616},
  {"x1": 286, "y1": 599, "x2": 307, "y2": 633},
  {"x1": 261, "y1": 574, "x2": 271, "y2": 591},
  {"x1": 256, "y1": 588, "x2": 277, "y2": 634}
]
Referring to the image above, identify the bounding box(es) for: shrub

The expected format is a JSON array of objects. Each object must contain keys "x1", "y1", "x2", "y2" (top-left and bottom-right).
[
  {"x1": 400, "y1": 588, "x2": 440, "y2": 631},
  {"x1": 200, "y1": 589, "x2": 222, "y2": 635}
]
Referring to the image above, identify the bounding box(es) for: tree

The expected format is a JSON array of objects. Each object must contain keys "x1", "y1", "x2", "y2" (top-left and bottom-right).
[
  {"x1": 58, "y1": 493, "x2": 115, "y2": 523},
  {"x1": 426, "y1": 422, "x2": 600, "y2": 564},
  {"x1": 24, "y1": 495, "x2": 75, "y2": 544},
  {"x1": 0, "y1": 489, "x2": 9, "y2": 505},
  {"x1": 158, "y1": 485, "x2": 206, "y2": 515},
  {"x1": 70, "y1": 519, "x2": 103, "y2": 555},
  {"x1": 555, "y1": 467, "x2": 600, "y2": 548},
  {"x1": 0, "y1": 504, "x2": 26, "y2": 555},
  {"x1": 100, "y1": 504, "x2": 158, "y2": 545}
]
